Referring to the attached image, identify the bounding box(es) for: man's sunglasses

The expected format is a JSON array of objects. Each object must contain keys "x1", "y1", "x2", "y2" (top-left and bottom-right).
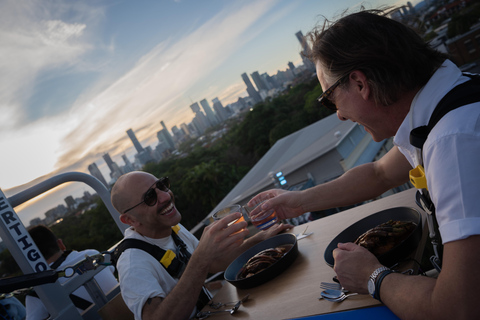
[
  {"x1": 317, "y1": 73, "x2": 349, "y2": 111},
  {"x1": 123, "y1": 177, "x2": 170, "y2": 214}
]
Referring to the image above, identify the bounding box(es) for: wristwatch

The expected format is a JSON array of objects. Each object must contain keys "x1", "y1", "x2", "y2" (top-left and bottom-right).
[{"x1": 368, "y1": 266, "x2": 390, "y2": 298}]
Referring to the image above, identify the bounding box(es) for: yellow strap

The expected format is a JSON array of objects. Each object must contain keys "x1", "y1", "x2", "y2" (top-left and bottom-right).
[
  {"x1": 160, "y1": 249, "x2": 176, "y2": 268},
  {"x1": 409, "y1": 165, "x2": 428, "y2": 190},
  {"x1": 172, "y1": 225, "x2": 180, "y2": 234}
]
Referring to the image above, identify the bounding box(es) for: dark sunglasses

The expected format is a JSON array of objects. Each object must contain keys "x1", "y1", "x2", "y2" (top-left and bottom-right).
[
  {"x1": 317, "y1": 74, "x2": 349, "y2": 111},
  {"x1": 123, "y1": 177, "x2": 170, "y2": 214}
]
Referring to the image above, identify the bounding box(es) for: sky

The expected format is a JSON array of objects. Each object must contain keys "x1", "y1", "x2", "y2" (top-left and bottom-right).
[{"x1": 0, "y1": 0, "x2": 411, "y2": 227}]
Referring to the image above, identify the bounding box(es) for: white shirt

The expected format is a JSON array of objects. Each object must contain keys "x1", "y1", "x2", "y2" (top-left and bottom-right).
[
  {"x1": 394, "y1": 59, "x2": 480, "y2": 244},
  {"x1": 25, "y1": 249, "x2": 118, "y2": 320},
  {"x1": 117, "y1": 225, "x2": 200, "y2": 320}
]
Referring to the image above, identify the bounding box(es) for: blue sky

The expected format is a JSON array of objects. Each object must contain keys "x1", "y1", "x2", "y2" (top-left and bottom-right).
[{"x1": 0, "y1": 0, "x2": 409, "y2": 226}]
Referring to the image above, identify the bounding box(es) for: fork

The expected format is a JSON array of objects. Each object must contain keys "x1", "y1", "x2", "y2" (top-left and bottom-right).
[
  {"x1": 321, "y1": 291, "x2": 358, "y2": 302},
  {"x1": 320, "y1": 282, "x2": 347, "y2": 292}
]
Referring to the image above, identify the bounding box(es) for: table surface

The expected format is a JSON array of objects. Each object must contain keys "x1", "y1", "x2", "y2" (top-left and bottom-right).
[{"x1": 200, "y1": 188, "x2": 427, "y2": 320}]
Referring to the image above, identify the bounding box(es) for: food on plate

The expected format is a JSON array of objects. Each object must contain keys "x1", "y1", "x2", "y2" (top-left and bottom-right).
[
  {"x1": 354, "y1": 220, "x2": 417, "y2": 256},
  {"x1": 237, "y1": 246, "x2": 289, "y2": 279}
]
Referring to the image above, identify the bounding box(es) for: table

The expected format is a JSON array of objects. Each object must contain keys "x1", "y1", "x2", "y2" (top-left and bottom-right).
[{"x1": 201, "y1": 189, "x2": 428, "y2": 319}]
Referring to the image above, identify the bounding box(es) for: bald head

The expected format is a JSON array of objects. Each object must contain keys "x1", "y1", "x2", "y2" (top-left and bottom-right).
[{"x1": 111, "y1": 171, "x2": 156, "y2": 214}]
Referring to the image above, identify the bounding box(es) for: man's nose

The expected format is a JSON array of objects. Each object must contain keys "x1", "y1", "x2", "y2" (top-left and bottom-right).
[{"x1": 337, "y1": 111, "x2": 347, "y2": 121}]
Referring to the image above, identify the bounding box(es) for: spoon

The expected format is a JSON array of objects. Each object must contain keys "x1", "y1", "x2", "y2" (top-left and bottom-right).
[{"x1": 320, "y1": 289, "x2": 358, "y2": 302}]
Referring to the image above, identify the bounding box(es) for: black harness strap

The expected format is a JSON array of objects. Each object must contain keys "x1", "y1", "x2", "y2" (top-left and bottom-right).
[
  {"x1": 410, "y1": 74, "x2": 480, "y2": 149},
  {"x1": 113, "y1": 228, "x2": 211, "y2": 311},
  {"x1": 409, "y1": 73, "x2": 480, "y2": 271}
]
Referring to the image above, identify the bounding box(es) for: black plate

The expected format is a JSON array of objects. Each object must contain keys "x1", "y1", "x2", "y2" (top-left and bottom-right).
[
  {"x1": 224, "y1": 233, "x2": 299, "y2": 289},
  {"x1": 324, "y1": 207, "x2": 422, "y2": 268}
]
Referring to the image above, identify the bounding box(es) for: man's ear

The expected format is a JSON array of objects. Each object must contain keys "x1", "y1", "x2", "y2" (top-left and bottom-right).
[
  {"x1": 120, "y1": 213, "x2": 136, "y2": 226},
  {"x1": 350, "y1": 70, "x2": 370, "y2": 101},
  {"x1": 57, "y1": 239, "x2": 67, "y2": 251}
]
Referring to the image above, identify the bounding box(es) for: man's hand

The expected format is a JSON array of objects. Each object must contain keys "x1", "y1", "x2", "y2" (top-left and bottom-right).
[
  {"x1": 247, "y1": 189, "x2": 305, "y2": 220},
  {"x1": 249, "y1": 223, "x2": 294, "y2": 243},
  {"x1": 332, "y1": 242, "x2": 383, "y2": 294}
]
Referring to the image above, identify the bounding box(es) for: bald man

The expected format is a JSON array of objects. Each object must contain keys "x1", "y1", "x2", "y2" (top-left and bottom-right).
[{"x1": 111, "y1": 171, "x2": 291, "y2": 320}]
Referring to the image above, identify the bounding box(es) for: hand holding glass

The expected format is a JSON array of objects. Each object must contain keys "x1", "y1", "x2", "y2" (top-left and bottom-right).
[
  {"x1": 245, "y1": 200, "x2": 278, "y2": 230},
  {"x1": 212, "y1": 205, "x2": 246, "y2": 230}
]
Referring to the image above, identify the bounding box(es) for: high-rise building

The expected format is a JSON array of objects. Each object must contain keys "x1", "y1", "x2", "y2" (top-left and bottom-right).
[
  {"x1": 102, "y1": 153, "x2": 122, "y2": 180},
  {"x1": 157, "y1": 129, "x2": 175, "y2": 150},
  {"x1": 190, "y1": 102, "x2": 201, "y2": 114},
  {"x1": 295, "y1": 31, "x2": 316, "y2": 72},
  {"x1": 200, "y1": 99, "x2": 218, "y2": 126},
  {"x1": 251, "y1": 71, "x2": 269, "y2": 92},
  {"x1": 158, "y1": 121, "x2": 175, "y2": 149},
  {"x1": 121, "y1": 154, "x2": 135, "y2": 173},
  {"x1": 212, "y1": 97, "x2": 229, "y2": 122},
  {"x1": 241, "y1": 73, "x2": 262, "y2": 104},
  {"x1": 88, "y1": 162, "x2": 109, "y2": 188},
  {"x1": 127, "y1": 128, "x2": 145, "y2": 153}
]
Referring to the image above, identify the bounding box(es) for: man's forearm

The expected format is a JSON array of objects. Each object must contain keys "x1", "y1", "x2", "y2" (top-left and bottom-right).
[{"x1": 142, "y1": 253, "x2": 210, "y2": 320}]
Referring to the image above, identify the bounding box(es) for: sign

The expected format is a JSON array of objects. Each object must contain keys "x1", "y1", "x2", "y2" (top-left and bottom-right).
[{"x1": 0, "y1": 190, "x2": 48, "y2": 273}]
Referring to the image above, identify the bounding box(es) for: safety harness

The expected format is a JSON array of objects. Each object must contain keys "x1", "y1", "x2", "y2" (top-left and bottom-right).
[
  {"x1": 409, "y1": 73, "x2": 480, "y2": 272},
  {"x1": 113, "y1": 225, "x2": 212, "y2": 311}
]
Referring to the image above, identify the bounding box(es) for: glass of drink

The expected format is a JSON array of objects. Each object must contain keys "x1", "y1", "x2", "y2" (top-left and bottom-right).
[
  {"x1": 245, "y1": 200, "x2": 278, "y2": 230},
  {"x1": 212, "y1": 204, "x2": 246, "y2": 227}
]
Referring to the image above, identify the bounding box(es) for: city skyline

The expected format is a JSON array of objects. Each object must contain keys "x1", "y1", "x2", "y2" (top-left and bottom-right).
[{"x1": 1, "y1": 0, "x2": 410, "y2": 226}]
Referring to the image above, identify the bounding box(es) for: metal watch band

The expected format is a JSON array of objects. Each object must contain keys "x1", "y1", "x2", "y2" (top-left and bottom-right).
[{"x1": 369, "y1": 266, "x2": 390, "y2": 282}]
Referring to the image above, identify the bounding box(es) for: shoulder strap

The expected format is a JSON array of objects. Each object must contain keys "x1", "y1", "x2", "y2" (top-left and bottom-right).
[
  {"x1": 113, "y1": 229, "x2": 187, "y2": 279},
  {"x1": 410, "y1": 74, "x2": 480, "y2": 149}
]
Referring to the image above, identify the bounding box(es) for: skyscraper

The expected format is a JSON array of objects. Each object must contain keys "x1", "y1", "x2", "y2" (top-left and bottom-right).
[
  {"x1": 102, "y1": 153, "x2": 122, "y2": 180},
  {"x1": 200, "y1": 99, "x2": 218, "y2": 126},
  {"x1": 241, "y1": 73, "x2": 262, "y2": 104},
  {"x1": 295, "y1": 31, "x2": 316, "y2": 72},
  {"x1": 212, "y1": 97, "x2": 229, "y2": 122},
  {"x1": 157, "y1": 129, "x2": 175, "y2": 150},
  {"x1": 88, "y1": 162, "x2": 108, "y2": 188},
  {"x1": 126, "y1": 128, "x2": 145, "y2": 153},
  {"x1": 190, "y1": 102, "x2": 209, "y2": 134},
  {"x1": 251, "y1": 71, "x2": 269, "y2": 92},
  {"x1": 159, "y1": 121, "x2": 175, "y2": 149}
]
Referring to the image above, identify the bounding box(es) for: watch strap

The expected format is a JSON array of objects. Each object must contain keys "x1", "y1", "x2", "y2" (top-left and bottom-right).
[
  {"x1": 374, "y1": 269, "x2": 396, "y2": 302},
  {"x1": 369, "y1": 266, "x2": 390, "y2": 298}
]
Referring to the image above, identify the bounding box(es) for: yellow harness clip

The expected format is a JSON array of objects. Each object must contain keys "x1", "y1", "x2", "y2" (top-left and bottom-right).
[
  {"x1": 160, "y1": 250, "x2": 176, "y2": 269},
  {"x1": 409, "y1": 165, "x2": 428, "y2": 190}
]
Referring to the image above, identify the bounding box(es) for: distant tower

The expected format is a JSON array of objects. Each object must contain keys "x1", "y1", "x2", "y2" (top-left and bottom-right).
[
  {"x1": 241, "y1": 73, "x2": 262, "y2": 104},
  {"x1": 295, "y1": 31, "x2": 316, "y2": 71},
  {"x1": 212, "y1": 97, "x2": 229, "y2": 122},
  {"x1": 158, "y1": 121, "x2": 175, "y2": 149},
  {"x1": 88, "y1": 162, "x2": 108, "y2": 188},
  {"x1": 102, "y1": 153, "x2": 122, "y2": 180},
  {"x1": 251, "y1": 71, "x2": 269, "y2": 92},
  {"x1": 190, "y1": 102, "x2": 209, "y2": 134},
  {"x1": 200, "y1": 99, "x2": 218, "y2": 126},
  {"x1": 126, "y1": 129, "x2": 145, "y2": 153},
  {"x1": 288, "y1": 61, "x2": 295, "y2": 71}
]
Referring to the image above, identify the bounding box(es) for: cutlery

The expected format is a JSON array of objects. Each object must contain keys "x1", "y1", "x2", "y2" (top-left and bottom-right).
[
  {"x1": 319, "y1": 289, "x2": 358, "y2": 302},
  {"x1": 320, "y1": 282, "x2": 347, "y2": 292},
  {"x1": 295, "y1": 226, "x2": 314, "y2": 240},
  {"x1": 197, "y1": 297, "x2": 245, "y2": 320},
  {"x1": 208, "y1": 293, "x2": 250, "y2": 309}
]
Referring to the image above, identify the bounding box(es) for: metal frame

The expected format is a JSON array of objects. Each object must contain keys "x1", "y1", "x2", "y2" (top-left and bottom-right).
[{"x1": 0, "y1": 172, "x2": 126, "y2": 319}]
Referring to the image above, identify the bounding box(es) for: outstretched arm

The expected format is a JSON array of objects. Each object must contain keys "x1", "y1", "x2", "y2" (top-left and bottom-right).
[{"x1": 249, "y1": 146, "x2": 412, "y2": 220}]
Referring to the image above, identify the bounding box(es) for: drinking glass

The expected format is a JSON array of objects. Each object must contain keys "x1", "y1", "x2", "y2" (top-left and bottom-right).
[
  {"x1": 244, "y1": 200, "x2": 278, "y2": 230},
  {"x1": 212, "y1": 204, "x2": 246, "y2": 227}
]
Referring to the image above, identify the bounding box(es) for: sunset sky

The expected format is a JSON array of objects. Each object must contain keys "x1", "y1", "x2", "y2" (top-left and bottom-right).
[{"x1": 0, "y1": 0, "x2": 412, "y2": 226}]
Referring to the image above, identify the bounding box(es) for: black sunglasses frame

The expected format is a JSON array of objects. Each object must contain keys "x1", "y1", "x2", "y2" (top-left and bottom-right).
[
  {"x1": 123, "y1": 177, "x2": 170, "y2": 214},
  {"x1": 317, "y1": 74, "x2": 349, "y2": 111}
]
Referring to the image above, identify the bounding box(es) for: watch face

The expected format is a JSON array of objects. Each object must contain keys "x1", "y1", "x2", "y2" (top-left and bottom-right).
[{"x1": 368, "y1": 279, "x2": 375, "y2": 296}]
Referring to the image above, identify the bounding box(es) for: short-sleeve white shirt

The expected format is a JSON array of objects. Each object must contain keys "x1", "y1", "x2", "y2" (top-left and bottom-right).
[
  {"x1": 394, "y1": 59, "x2": 480, "y2": 244},
  {"x1": 117, "y1": 225, "x2": 199, "y2": 320}
]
